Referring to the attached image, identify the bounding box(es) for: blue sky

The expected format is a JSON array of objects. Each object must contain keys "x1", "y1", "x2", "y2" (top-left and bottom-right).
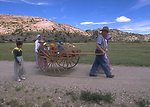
[{"x1": 0, "y1": 0, "x2": 150, "y2": 34}]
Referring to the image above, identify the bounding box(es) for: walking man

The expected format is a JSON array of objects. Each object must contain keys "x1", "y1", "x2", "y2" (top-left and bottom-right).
[{"x1": 89, "y1": 26, "x2": 114, "y2": 78}]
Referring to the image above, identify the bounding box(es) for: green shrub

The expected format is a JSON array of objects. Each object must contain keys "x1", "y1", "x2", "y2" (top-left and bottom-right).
[
  {"x1": 80, "y1": 90, "x2": 114, "y2": 104},
  {"x1": 6, "y1": 100, "x2": 20, "y2": 107},
  {"x1": 135, "y1": 98, "x2": 150, "y2": 107},
  {"x1": 65, "y1": 91, "x2": 79, "y2": 101}
]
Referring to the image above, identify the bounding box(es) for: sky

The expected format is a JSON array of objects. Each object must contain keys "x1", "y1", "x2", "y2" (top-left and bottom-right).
[{"x1": 0, "y1": 0, "x2": 150, "y2": 34}]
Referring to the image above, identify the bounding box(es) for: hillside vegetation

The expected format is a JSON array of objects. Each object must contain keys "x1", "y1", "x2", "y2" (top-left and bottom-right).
[{"x1": 0, "y1": 14, "x2": 150, "y2": 43}]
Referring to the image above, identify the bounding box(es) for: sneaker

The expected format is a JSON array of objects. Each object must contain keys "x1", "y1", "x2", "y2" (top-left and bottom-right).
[
  {"x1": 21, "y1": 77, "x2": 26, "y2": 80},
  {"x1": 17, "y1": 78, "x2": 21, "y2": 82},
  {"x1": 89, "y1": 74, "x2": 97, "y2": 77},
  {"x1": 106, "y1": 75, "x2": 114, "y2": 78}
]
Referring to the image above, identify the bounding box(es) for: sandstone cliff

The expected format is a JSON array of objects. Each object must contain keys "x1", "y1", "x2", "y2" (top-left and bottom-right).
[{"x1": 0, "y1": 14, "x2": 150, "y2": 43}]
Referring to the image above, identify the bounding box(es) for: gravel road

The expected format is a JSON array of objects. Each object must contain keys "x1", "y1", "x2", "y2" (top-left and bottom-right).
[{"x1": 0, "y1": 61, "x2": 150, "y2": 106}]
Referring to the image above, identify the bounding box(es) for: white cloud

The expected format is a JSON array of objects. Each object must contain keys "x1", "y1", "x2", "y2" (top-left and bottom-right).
[
  {"x1": 119, "y1": 26, "x2": 150, "y2": 34},
  {"x1": 75, "y1": 25, "x2": 79, "y2": 27},
  {"x1": 37, "y1": 2, "x2": 49, "y2": 5},
  {"x1": 49, "y1": 17, "x2": 57, "y2": 20},
  {"x1": 116, "y1": 16, "x2": 131, "y2": 23},
  {"x1": 21, "y1": 0, "x2": 50, "y2": 5},
  {"x1": 0, "y1": 0, "x2": 50, "y2": 5},
  {"x1": 0, "y1": 0, "x2": 9, "y2": 1},
  {"x1": 118, "y1": 20, "x2": 150, "y2": 34},
  {"x1": 80, "y1": 22, "x2": 93, "y2": 25},
  {"x1": 0, "y1": 0, "x2": 17, "y2": 3},
  {"x1": 80, "y1": 21, "x2": 114, "y2": 25},
  {"x1": 119, "y1": 27, "x2": 129, "y2": 31},
  {"x1": 132, "y1": 0, "x2": 150, "y2": 9}
]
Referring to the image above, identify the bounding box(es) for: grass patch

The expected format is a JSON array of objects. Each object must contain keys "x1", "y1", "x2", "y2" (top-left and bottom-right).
[
  {"x1": 77, "y1": 42, "x2": 150, "y2": 66},
  {"x1": 65, "y1": 90, "x2": 114, "y2": 104},
  {"x1": 80, "y1": 90, "x2": 114, "y2": 104},
  {"x1": 135, "y1": 98, "x2": 150, "y2": 107},
  {"x1": 15, "y1": 85, "x2": 24, "y2": 92},
  {"x1": 0, "y1": 42, "x2": 150, "y2": 66},
  {"x1": 65, "y1": 91, "x2": 79, "y2": 101},
  {"x1": 6, "y1": 99, "x2": 20, "y2": 107},
  {"x1": 6, "y1": 99, "x2": 34, "y2": 107},
  {"x1": 108, "y1": 42, "x2": 150, "y2": 66}
]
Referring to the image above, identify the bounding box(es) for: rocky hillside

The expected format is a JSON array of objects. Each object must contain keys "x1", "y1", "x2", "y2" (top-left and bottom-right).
[
  {"x1": 0, "y1": 14, "x2": 150, "y2": 42},
  {"x1": 0, "y1": 14, "x2": 90, "y2": 42},
  {"x1": 86, "y1": 29, "x2": 150, "y2": 42}
]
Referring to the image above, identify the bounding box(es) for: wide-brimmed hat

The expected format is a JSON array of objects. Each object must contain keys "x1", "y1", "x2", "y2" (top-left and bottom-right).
[{"x1": 100, "y1": 26, "x2": 109, "y2": 32}]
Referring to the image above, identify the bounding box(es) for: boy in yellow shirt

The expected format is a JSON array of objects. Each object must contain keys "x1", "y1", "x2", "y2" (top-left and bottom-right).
[{"x1": 12, "y1": 40, "x2": 25, "y2": 82}]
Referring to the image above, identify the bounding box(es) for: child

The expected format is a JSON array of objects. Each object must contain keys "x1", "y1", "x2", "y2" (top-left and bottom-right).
[
  {"x1": 12, "y1": 40, "x2": 25, "y2": 82},
  {"x1": 57, "y1": 40, "x2": 64, "y2": 50},
  {"x1": 49, "y1": 39, "x2": 57, "y2": 51}
]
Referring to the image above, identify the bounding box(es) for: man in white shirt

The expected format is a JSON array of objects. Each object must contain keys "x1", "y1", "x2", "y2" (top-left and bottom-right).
[{"x1": 35, "y1": 34, "x2": 41, "y2": 65}]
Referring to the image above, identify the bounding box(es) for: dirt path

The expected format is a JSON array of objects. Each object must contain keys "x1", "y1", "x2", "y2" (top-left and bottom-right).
[
  {"x1": 0, "y1": 61, "x2": 150, "y2": 106},
  {"x1": 1, "y1": 61, "x2": 150, "y2": 92}
]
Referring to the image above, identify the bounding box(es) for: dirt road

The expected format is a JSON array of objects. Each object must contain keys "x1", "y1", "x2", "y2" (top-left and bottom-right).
[{"x1": 0, "y1": 61, "x2": 150, "y2": 106}]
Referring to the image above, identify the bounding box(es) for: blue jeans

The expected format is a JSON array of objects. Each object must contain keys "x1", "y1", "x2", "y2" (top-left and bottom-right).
[{"x1": 90, "y1": 55, "x2": 112, "y2": 77}]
